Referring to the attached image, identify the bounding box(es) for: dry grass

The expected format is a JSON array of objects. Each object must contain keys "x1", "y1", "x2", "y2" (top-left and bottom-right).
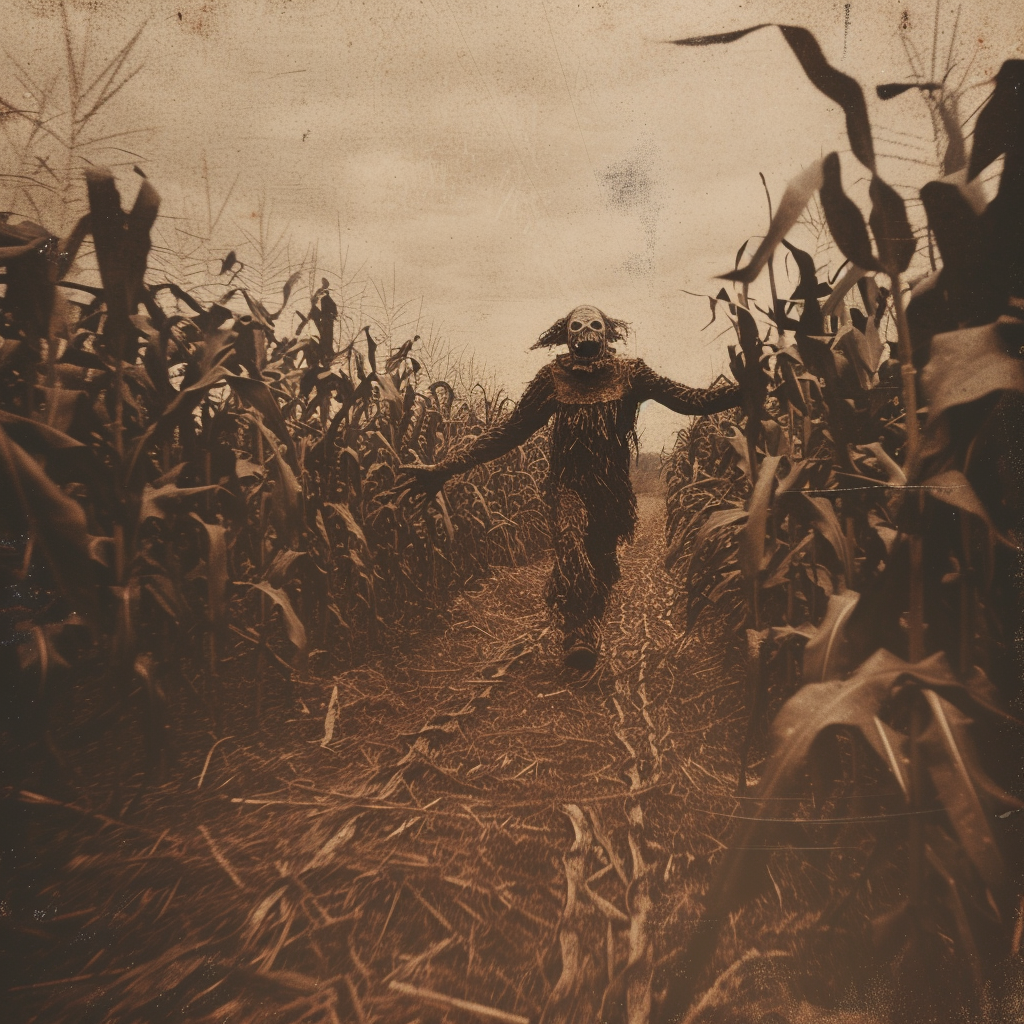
[
  {"x1": 9, "y1": 496, "x2": 1020, "y2": 1024},
  {"x1": 2, "y1": 496, "x2": 767, "y2": 1024}
]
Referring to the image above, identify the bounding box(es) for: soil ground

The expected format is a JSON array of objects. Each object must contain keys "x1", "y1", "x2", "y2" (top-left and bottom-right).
[{"x1": 3, "y1": 496, "x2": 841, "y2": 1024}]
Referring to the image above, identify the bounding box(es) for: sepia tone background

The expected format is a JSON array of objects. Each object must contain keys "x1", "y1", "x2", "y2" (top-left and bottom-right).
[
  {"x1": 4, "y1": 4, "x2": 1024, "y2": 1021},
  {"x1": 5, "y1": 0, "x2": 1023, "y2": 445}
]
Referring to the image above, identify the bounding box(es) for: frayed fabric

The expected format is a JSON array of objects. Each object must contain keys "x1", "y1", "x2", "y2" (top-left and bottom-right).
[
  {"x1": 545, "y1": 487, "x2": 622, "y2": 633},
  {"x1": 435, "y1": 355, "x2": 742, "y2": 655},
  {"x1": 549, "y1": 401, "x2": 639, "y2": 545}
]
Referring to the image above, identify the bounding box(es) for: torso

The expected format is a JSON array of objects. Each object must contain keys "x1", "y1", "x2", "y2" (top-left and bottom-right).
[
  {"x1": 548, "y1": 355, "x2": 631, "y2": 404},
  {"x1": 544, "y1": 355, "x2": 641, "y2": 541}
]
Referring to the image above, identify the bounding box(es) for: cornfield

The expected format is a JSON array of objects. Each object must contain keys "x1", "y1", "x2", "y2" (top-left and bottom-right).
[
  {"x1": 2, "y1": 11, "x2": 1024, "y2": 1024},
  {"x1": 0, "y1": 166, "x2": 552, "y2": 760},
  {"x1": 659, "y1": 23, "x2": 1024, "y2": 1022}
]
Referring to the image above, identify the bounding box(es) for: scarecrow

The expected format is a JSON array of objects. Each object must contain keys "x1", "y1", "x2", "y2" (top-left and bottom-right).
[{"x1": 401, "y1": 305, "x2": 742, "y2": 670}]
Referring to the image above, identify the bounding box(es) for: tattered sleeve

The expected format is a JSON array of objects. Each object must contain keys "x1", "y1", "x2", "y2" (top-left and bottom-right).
[
  {"x1": 630, "y1": 360, "x2": 741, "y2": 416},
  {"x1": 441, "y1": 368, "x2": 557, "y2": 475}
]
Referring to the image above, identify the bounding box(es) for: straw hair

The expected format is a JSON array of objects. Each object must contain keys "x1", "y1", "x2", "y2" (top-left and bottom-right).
[{"x1": 531, "y1": 309, "x2": 630, "y2": 349}]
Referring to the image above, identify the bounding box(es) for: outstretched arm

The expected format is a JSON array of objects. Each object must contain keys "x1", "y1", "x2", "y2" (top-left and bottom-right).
[
  {"x1": 630, "y1": 360, "x2": 741, "y2": 416},
  {"x1": 441, "y1": 369, "x2": 557, "y2": 474},
  {"x1": 399, "y1": 369, "x2": 557, "y2": 496}
]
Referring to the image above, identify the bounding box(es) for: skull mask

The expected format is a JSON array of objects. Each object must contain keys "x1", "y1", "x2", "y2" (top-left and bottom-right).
[{"x1": 566, "y1": 305, "x2": 608, "y2": 364}]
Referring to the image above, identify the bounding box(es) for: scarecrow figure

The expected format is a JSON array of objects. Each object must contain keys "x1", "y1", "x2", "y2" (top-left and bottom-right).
[{"x1": 402, "y1": 305, "x2": 741, "y2": 670}]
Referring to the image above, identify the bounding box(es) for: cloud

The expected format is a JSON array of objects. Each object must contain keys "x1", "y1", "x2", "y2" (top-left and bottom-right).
[{"x1": 5, "y1": 0, "x2": 1024, "y2": 447}]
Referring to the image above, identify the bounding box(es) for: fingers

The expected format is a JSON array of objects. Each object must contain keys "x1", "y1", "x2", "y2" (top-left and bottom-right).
[{"x1": 391, "y1": 477, "x2": 441, "y2": 516}]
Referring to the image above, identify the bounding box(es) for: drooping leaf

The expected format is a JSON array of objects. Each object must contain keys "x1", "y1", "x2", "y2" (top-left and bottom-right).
[
  {"x1": 385, "y1": 338, "x2": 416, "y2": 374},
  {"x1": 968, "y1": 60, "x2": 1024, "y2": 181},
  {"x1": 868, "y1": 175, "x2": 916, "y2": 274},
  {"x1": 836, "y1": 326, "x2": 883, "y2": 388},
  {"x1": 127, "y1": 340, "x2": 237, "y2": 480},
  {"x1": 739, "y1": 454, "x2": 781, "y2": 580},
  {"x1": 776, "y1": 347, "x2": 809, "y2": 414},
  {"x1": 802, "y1": 589, "x2": 859, "y2": 683},
  {"x1": 803, "y1": 494, "x2": 854, "y2": 581},
  {"x1": 239, "y1": 581, "x2": 307, "y2": 658},
  {"x1": 139, "y1": 482, "x2": 221, "y2": 523},
  {"x1": 690, "y1": 506, "x2": 748, "y2": 560},
  {"x1": 16, "y1": 615, "x2": 87, "y2": 695},
  {"x1": 920, "y1": 180, "x2": 995, "y2": 326},
  {"x1": 876, "y1": 82, "x2": 942, "y2": 100},
  {"x1": 0, "y1": 409, "x2": 85, "y2": 451},
  {"x1": 149, "y1": 281, "x2": 205, "y2": 314},
  {"x1": 140, "y1": 574, "x2": 183, "y2": 624},
  {"x1": 821, "y1": 264, "x2": 870, "y2": 319},
  {"x1": 774, "y1": 650, "x2": 1002, "y2": 797},
  {"x1": 921, "y1": 323, "x2": 1024, "y2": 424},
  {"x1": 862, "y1": 442, "x2": 906, "y2": 486},
  {"x1": 734, "y1": 305, "x2": 760, "y2": 363},
  {"x1": 253, "y1": 418, "x2": 304, "y2": 548},
  {"x1": 762, "y1": 531, "x2": 815, "y2": 590},
  {"x1": 240, "y1": 289, "x2": 277, "y2": 339},
  {"x1": 819, "y1": 152, "x2": 878, "y2": 271},
  {"x1": 85, "y1": 169, "x2": 159, "y2": 361},
  {"x1": 265, "y1": 548, "x2": 313, "y2": 588},
  {"x1": 326, "y1": 501, "x2": 372, "y2": 559},
  {"x1": 781, "y1": 238, "x2": 825, "y2": 338},
  {"x1": 673, "y1": 26, "x2": 921, "y2": 286},
  {"x1": 919, "y1": 690, "x2": 1021, "y2": 888},
  {"x1": 363, "y1": 325, "x2": 378, "y2": 373},
  {"x1": 719, "y1": 160, "x2": 825, "y2": 283},
  {"x1": 271, "y1": 270, "x2": 303, "y2": 320},
  {"x1": 662, "y1": 649, "x2": 970, "y2": 1016},
  {"x1": 191, "y1": 514, "x2": 229, "y2": 636},
  {"x1": 876, "y1": 82, "x2": 964, "y2": 173},
  {"x1": 223, "y1": 374, "x2": 297, "y2": 469},
  {"x1": 671, "y1": 25, "x2": 876, "y2": 170},
  {"x1": 0, "y1": 424, "x2": 92, "y2": 595},
  {"x1": 921, "y1": 469, "x2": 1018, "y2": 548}
]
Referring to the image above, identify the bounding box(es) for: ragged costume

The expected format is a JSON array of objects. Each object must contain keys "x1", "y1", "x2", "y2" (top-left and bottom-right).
[{"x1": 428, "y1": 305, "x2": 741, "y2": 671}]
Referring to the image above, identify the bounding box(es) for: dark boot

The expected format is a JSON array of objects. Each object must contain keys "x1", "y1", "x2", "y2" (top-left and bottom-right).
[{"x1": 563, "y1": 621, "x2": 600, "y2": 671}]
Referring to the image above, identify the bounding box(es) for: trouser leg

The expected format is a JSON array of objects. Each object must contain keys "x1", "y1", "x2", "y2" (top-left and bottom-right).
[
  {"x1": 585, "y1": 526, "x2": 621, "y2": 596},
  {"x1": 546, "y1": 488, "x2": 620, "y2": 665}
]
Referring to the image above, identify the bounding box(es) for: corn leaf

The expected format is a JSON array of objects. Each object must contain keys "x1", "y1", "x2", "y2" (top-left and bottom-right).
[
  {"x1": 919, "y1": 690, "x2": 1021, "y2": 888},
  {"x1": 191, "y1": 515, "x2": 229, "y2": 635},
  {"x1": 139, "y1": 482, "x2": 221, "y2": 523},
  {"x1": 921, "y1": 469, "x2": 1007, "y2": 540},
  {"x1": 739, "y1": 454, "x2": 781, "y2": 580},
  {"x1": 671, "y1": 25, "x2": 875, "y2": 170},
  {"x1": 802, "y1": 590, "x2": 859, "y2": 683},
  {"x1": 868, "y1": 175, "x2": 916, "y2": 274},
  {"x1": 968, "y1": 60, "x2": 1024, "y2": 181},
  {"x1": 719, "y1": 160, "x2": 825, "y2": 284},
  {"x1": 819, "y1": 152, "x2": 878, "y2": 271},
  {"x1": 0, "y1": 424, "x2": 92, "y2": 594},
  {"x1": 223, "y1": 374, "x2": 297, "y2": 470},
  {"x1": 921, "y1": 323, "x2": 1024, "y2": 424},
  {"x1": 240, "y1": 581, "x2": 307, "y2": 658}
]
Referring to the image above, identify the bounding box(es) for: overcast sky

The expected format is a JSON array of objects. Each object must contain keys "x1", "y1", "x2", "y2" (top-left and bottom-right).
[{"x1": 6, "y1": 0, "x2": 1023, "y2": 447}]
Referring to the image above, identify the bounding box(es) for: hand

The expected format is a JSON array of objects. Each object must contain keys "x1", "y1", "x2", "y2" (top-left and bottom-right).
[{"x1": 394, "y1": 462, "x2": 451, "y2": 510}]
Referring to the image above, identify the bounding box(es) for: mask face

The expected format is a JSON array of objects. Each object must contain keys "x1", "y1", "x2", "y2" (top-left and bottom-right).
[{"x1": 566, "y1": 305, "x2": 607, "y2": 362}]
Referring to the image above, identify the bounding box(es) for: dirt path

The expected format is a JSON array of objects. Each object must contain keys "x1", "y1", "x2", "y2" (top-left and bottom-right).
[{"x1": 8, "y1": 495, "x2": 756, "y2": 1024}]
